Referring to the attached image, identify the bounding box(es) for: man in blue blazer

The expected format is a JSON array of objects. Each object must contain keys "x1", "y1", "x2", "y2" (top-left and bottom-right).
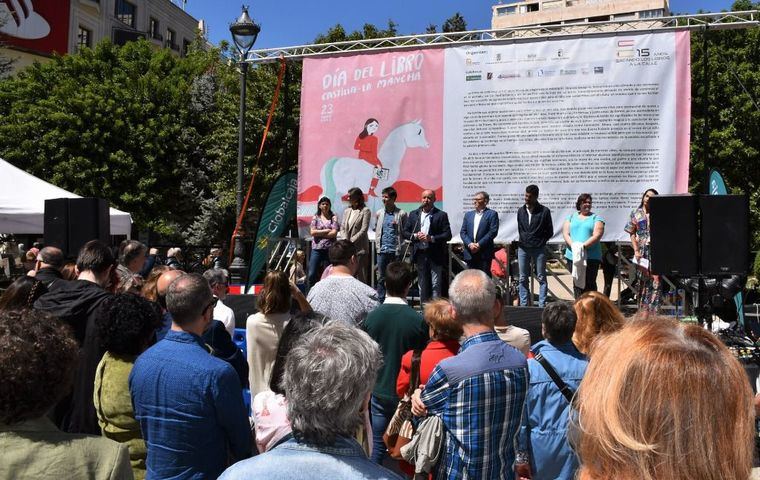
[
  {"x1": 403, "y1": 189, "x2": 452, "y2": 303},
  {"x1": 460, "y1": 191, "x2": 500, "y2": 274}
]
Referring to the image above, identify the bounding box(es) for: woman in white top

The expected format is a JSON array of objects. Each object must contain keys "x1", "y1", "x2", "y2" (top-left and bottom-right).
[{"x1": 246, "y1": 270, "x2": 311, "y2": 398}]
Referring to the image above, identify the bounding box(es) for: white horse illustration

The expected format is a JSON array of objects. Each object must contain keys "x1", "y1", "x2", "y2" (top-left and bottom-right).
[
  {"x1": 0, "y1": 0, "x2": 50, "y2": 39},
  {"x1": 320, "y1": 120, "x2": 429, "y2": 214}
]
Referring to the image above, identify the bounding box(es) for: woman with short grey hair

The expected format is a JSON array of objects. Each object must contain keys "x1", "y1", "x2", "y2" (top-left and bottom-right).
[
  {"x1": 219, "y1": 322, "x2": 400, "y2": 480},
  {"x1": 284, "y1": 322, "x2": 382, "y2": 446}
]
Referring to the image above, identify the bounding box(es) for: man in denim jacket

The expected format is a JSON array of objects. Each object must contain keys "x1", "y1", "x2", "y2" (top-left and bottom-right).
[{"x1": 219, "y1": 322, "x2": 403, "y2": 480}]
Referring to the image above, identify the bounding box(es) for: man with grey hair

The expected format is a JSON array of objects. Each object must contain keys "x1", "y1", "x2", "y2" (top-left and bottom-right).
[
  {"x1": 34, "y1": 246, "x2": 65, "y2": 288},
  {"x1": 219, "y1": 322, "x2": 402, "y2": 480},
  {"x1": 203, "y1": 267, "x2": 236, "y2": 337},
  {"x1": 130, "y1": 273, "x2": 251, "y2": 479},
  {"x1": 412, "y1": 269, "x2": 528, "y2": 480},
  {"x1": 460, "y1": 191, "x2": 500, "y2": 274}
]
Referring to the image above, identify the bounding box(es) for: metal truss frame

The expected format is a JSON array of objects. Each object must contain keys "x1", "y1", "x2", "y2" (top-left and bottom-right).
[{"x1": 244, "y1": 10, "x2": 759, "y2": 64}]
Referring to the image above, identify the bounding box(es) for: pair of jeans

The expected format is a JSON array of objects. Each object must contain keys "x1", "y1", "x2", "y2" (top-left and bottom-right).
[
  {"x1": 415, "y1": 250, "x2": 443, "y2": 303},
  {"x1": 518, "y1": 246, "x2": 548, "y2": 307},
  {"x1": 567, "y1": 259, "x2": 601, "y2": 299},
  {"x1": 375, "y1": 252, "x2": 398, "y2": 302},
  {"x1": 307, "y1": 248, "x2": 330, "y2": 286},
  {"x1": 369, "y1": 395, "x2": 399, "y2": 464}
]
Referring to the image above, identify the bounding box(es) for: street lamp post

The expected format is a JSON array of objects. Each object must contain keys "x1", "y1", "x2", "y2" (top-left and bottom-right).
[{"x1": 229, "y1": 5, "x2": 260, "y2": 285}]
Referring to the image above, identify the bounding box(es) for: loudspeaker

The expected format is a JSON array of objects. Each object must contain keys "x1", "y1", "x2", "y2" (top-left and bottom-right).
[
  {"x1": 503, "y1": 306, "x2": 544, "y2": 345},
  {"x1": 699, "y1": 195, "x2": 749, "y2": 275},
  {"x1": 44, "y1": 198, "x2": 110, "y2": 258},
  {"x1": 224, "y1": 294, "x2": 258, "y2": 329},
  {"x1": 649, "y1": 194, "x2": 698, "y2": 276}
]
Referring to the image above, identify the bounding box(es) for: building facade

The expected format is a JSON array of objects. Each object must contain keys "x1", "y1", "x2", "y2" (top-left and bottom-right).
[
  {"x1": 0, "y1": 0, "x2": 202, "y2": 74},
  {"x1": 492, "y1": 0, "x2": 669, "y2": 29}
]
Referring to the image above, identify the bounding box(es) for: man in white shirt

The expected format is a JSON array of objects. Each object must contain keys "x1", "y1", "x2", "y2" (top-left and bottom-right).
[{"x1": 203, "y1": 268, "x2": 236, "y2": 338}]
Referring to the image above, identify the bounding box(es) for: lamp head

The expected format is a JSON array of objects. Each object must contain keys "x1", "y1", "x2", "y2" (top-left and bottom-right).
[{"x1": 229, "y1": 5, "x2": 260, "y2": 58}]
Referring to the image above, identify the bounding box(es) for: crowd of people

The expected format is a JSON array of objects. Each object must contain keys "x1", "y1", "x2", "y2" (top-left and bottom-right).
[{"x1": 1, "y1": 223, "x2": 758, "y2": 479}]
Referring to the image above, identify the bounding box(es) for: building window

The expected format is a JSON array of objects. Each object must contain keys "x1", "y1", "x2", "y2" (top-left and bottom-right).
[
  {"x1": 639, "y1": 9, "x2": 665, "y2": 19},
  {"x1": 166, "y1": 28, "x2": 178, "y2": 50},
  {"x1": 566, "y1": 0, "x2": 579, "y2": 6},
  {"x1": 182, "y1": 39, "x2": 191, "y2": 56},
  {"x1": 77, "y1": 26, "x2": 92, "y2": 50},
  {"x1": 149, "y1": 17, "x2": 162, "y2": 40},
  {"x1": 588, "y1": 15, "x2": 611, "y2": 22},
  {"x1": 526, "y1": 3, "x2": 540, "y2": 12},
  {"x1": 115, "y1": 0, "x2": 136, "y2": 28},
  {"x1": 497, "y1": 5, "x2": 517, "y2": 15}
]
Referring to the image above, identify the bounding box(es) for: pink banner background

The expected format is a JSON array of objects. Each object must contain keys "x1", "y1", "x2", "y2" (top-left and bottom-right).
[
  {"x1": 674, "y1": 29, "x2": 691, "y2": 193},
  {"x1": 298, "y1": 49, "x2": 445, "y2": 214}
]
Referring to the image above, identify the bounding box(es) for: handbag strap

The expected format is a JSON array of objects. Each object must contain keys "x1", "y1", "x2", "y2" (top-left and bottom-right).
[
  {"x1": 533, "y1": 351, "x2": 575, "y2": 403},
  {"x1": 408, "y1": 350, "x2": 422, "y2": 396}
]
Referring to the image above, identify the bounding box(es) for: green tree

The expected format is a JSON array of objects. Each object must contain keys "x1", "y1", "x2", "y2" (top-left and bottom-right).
[
  {"x1": 442, "y1": 12, "x2": 467, "y2": 33},
  {"x1": 0, "y1": 39, "x2": 240, "y2": 241},
  {"x1": 426, "y1": 24, "x2": 438, "y2": 34},
  {"x1": 689, "y1": 1, "x2": 760, "y2": 247}
]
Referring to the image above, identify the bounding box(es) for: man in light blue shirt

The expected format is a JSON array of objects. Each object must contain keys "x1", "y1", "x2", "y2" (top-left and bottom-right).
[{"x1": 374, "y1": 186, "x2": 408, "y2": 302}]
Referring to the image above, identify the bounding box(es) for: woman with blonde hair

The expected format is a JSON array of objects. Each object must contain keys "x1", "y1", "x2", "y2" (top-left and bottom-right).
[
  {"x1": 572, "y1": 291, "x2": 625, "y2": 355},
  {"x1": 246, "y1": 270, "x2": 311, "y2": 398},
  {"x1": 575, "y1": 318, "x2": 754, "y2": 480}
]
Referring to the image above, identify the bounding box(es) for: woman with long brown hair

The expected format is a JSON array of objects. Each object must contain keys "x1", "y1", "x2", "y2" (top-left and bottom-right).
[
  {"x1": 246, "y1": 270, "x2": 311, "y2": 398},
  {"x1": 572, "y1": 291, "x2": 625, "y2": 355},
  {"x1": 575, "y1": 318, "x2": 754, "y2": 480}
]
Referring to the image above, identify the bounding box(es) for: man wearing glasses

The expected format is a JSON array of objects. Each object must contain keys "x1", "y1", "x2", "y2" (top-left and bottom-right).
[{"x1": 130, "y1": 273, "x2": 251, "y2": 479}]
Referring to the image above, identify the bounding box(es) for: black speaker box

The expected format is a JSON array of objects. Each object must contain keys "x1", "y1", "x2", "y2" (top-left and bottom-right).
[
  {"x1": 44, "y1": 198, "x2": 110, "y2": 258},
  {"x1": 649, "y1": 194, "x2": 699, "y2": 276},
  {"x1": 503, "y1": 306, "x2": 544, "y2": 346},
  {"x1": 224, "y1": 294, "x2": 258, "y2": 329},
  {"x1": 699, "y1": 195, "x2": 749, "y2": 275}
]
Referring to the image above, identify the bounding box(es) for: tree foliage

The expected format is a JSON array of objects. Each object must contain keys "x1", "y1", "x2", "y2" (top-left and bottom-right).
[
  {"x1": 0, "y1": 39, "x2": 298, "y2": 244},
  {"x1": 690, "y1": 0, "x2": 760, "y2": 248},
  {"x1": 442, "y1": 12, "x2": 467, "y2": 33}
]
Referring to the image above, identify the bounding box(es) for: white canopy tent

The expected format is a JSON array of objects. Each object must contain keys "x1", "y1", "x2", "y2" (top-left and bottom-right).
[{"x1": 0, "y1": 158, "x2": 132, "y2": 236}]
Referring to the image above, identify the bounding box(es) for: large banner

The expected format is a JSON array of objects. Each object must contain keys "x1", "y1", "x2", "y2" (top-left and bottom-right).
[{"x1": 298, "y1": 31, "x2": 691, "y2": 242}]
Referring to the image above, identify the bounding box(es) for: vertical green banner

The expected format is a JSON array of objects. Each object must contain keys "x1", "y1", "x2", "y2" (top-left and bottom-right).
[
  {"x1": 709, "y1": 169, "x2": 745, "y2": 327},
  {"x1": 246, "y1": 171, "x2": 298, "y2": 289}
]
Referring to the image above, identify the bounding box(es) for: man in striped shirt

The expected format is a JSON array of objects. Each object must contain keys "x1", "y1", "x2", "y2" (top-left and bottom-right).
[{"x1": 412, "y1": 269, "x2": 528, "y2": 480}]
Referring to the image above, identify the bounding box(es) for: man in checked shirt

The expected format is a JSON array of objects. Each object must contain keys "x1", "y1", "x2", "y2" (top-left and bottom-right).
[{"x1": 412, "y1": 269, "x2": 529, "y2": 480}]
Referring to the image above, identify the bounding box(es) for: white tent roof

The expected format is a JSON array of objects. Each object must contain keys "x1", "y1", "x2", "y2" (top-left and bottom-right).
[{"x1": 0, "y1": 158, "x2": 132, "y2": 236}]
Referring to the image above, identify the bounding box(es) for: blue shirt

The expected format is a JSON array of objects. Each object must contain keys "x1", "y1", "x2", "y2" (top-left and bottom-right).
[
  {"x1": 564, "y1": 213, "x2": 605, "y2": 261},
  {"x1": 421, "y1": 331, "x2": 528, "y2": 480},
  {"x1": 129, "y1": 330, "x2": 251, "y2": 479},
  {"x1": 518, "y1": 340, "x2": 588, "y2": 480},
  {"x1": 219, "y1": 436, "x2": 402, "y2": 480},
  {"x1": 379, "y1": 210, "x2": 399, "y2": 253}
]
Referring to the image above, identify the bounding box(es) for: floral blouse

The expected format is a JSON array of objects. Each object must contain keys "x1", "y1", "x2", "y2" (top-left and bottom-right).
[
  {"x1": 625, "y1": 208, "x2": 650, "y2": 250},
  {"x1": 310, "y1": 215, "x2": 339, "y2": 250}
]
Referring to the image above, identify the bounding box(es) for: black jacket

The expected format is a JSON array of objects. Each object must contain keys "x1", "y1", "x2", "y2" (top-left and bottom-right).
[
  {"x1": 34, "y1": 280, "x2": 112, "y2": 434},
  {"x1": 202, "y1": 320, "x2": 249, "y2": 388},
  {"x1": 517, "y1": 203, "x2": 554, "y2": 248},
  {"x1": 34, "y1": 267, "x2": 64, "y2": 289},
  {"x1": 403, "y1": 206, "x2": 452, "y2": 265}
]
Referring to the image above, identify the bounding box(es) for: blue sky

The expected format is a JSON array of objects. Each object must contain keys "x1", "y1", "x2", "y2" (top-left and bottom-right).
[{"x1": 181, "y1": 1, "x2": 738, "y2": 50}]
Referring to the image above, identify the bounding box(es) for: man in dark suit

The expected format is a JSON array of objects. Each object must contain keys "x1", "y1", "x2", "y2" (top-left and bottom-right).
[
  {"x1": 460, "y1": 191, "x2": 500, "y2": 274},
  {"x1": 403, "y1": 189, "x2": 452, "y2": 303}
]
